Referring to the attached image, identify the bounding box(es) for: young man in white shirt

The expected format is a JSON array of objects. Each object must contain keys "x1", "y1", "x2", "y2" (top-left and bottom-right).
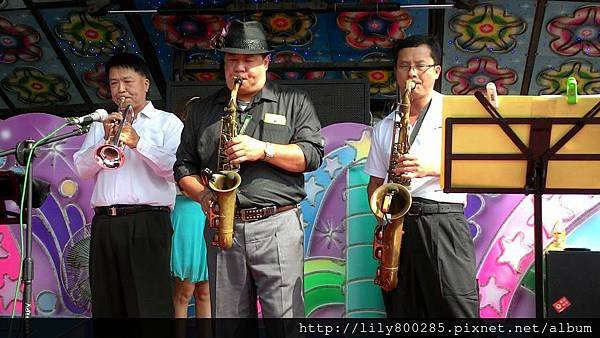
[{"x1": 365, "y1": 35, "x2": 479, "y2": 318}]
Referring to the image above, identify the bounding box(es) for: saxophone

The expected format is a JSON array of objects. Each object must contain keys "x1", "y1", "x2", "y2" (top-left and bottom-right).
[
  {"x1": 200, "y1": 77, "x2": 243, "y2": 250},
  {"x1": 369, "y1": 80, "x2": 415, "y2": 291}
]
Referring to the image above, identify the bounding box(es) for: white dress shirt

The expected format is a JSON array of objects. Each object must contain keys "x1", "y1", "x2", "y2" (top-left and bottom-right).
[
  {"x1": 73, "y1": 101, "x2": 183, "y2": 209},
  {"x1": 364, "y1": 91, "x2": 466, "y2": 204}
]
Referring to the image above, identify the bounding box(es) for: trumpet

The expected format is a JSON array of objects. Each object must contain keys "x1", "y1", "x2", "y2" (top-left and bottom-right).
[{"x1": 95, "y1": 97, "x2": 134, "y2": 169}]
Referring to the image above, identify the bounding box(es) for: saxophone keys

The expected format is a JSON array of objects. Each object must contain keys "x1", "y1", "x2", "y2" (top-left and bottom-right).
[
  {"x1": 211, "y1": 234, "x2": 220, "y2": 248},
  {"x1": 374, "y1": 225, "x2": 384, "y2": 241},
  {"x1": 374, "y1": 246, "x2": 383, "y2": 260}
]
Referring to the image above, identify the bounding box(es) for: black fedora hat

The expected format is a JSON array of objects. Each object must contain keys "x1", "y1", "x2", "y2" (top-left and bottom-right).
[{"x1": 218, "y1": 20, "x2": 272, "y2": 54}]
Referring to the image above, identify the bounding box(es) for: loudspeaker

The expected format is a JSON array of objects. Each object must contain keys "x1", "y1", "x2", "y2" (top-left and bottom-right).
[
  {"x1": 166, "y1": 79, "x2": 371, "y2": 127},
  {"x1": 546, "y1": 250, "x2": 600, "y2": 318}
]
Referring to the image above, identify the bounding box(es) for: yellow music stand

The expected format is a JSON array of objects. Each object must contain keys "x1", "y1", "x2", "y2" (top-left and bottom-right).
[{"x1": 441, "y1": 90, "x2": 600, "y2": 318}]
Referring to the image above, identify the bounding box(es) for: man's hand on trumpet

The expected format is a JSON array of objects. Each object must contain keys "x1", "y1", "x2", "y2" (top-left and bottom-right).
[
  {"x1": 119, "y1": 124, "x2": 140, "y2": 149},
  {"x1": 102, "y1": 112, "x2": 122, "y2": 141}
]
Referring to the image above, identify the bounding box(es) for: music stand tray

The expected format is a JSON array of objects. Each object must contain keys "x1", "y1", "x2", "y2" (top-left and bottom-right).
[{"x1": 441, "y1": 93, "x2": 600, "y2": 318}]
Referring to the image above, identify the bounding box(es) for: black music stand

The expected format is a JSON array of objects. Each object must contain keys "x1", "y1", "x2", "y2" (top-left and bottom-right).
[
  {"x1": 0, "y1": 125, "x2": 88, "y2": 319},
  {"x1": 442, "y1": 92, "x2": 600, "y2": 318}
]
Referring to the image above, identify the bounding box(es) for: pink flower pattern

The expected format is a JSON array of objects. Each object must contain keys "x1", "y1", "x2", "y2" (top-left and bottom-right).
[
  {"x1": 82, "y1": 63, "x2": 110, "y2": 100},
  {"x1": 337, "y1": 10, "x2": 411, "y2": 49},
  {"x1": 0, "y1": 16, "x2": 42, "y2": 63},
  {"x1": 268, "y1": 51, "x2": 325, "y2": 81},
  {"x1": 446, "y1": 57, "x2": 518, "y2": 95},
  {"x1": 152, "y1": 14, "x2": 226, "y2": 50},
  {"x1": 546, "y1": 5, "x2": 600, "y2": 57}
]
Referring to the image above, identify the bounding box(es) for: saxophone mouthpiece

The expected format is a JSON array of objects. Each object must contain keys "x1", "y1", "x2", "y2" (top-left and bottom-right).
[
  {"x1": 486, "y1": 82, "x2": 498, "y2": 108},
  {"x1": 233, "y1": 76, "x2": 243, "y2": 86}
]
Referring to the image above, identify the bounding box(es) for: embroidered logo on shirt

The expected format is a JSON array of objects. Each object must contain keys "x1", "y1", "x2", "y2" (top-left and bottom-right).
[{"x1": 263, "y1": 113, "x2": 287, "y2": 125}]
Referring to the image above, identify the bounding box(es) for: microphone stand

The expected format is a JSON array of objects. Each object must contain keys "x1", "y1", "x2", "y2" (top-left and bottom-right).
[{"x1": 0, "y1": 124, "x2": 90, "y2": 319}]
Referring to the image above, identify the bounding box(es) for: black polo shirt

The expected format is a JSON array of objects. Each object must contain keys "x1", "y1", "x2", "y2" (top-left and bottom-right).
[{"x1": 174, "y1": 81, "x2": 324, "y2": 209}]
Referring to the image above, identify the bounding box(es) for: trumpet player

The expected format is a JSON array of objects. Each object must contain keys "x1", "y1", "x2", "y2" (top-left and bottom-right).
[
  {"x1": 364, "y1": 36, "x2": 479, "y2": 318},
  {"x1": 174, "y1": 20, "x2": 323, "y2": 335},
  {"x1": 73, "y1": 52, "x2": 183, "y2": 318}
]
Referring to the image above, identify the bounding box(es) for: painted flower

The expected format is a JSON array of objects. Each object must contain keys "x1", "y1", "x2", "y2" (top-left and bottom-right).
[
  {"x1": 337, "y1": 10, "x2": 411, "y2": 49},
  {"x1": 54, "y1": 12, "x2": 126, "y2": 57},
  {"x1": 449, "y1": 4, "x2": 527, "y2": 53},
  {"x1": 446, "y1": 57, "x2": 518, "y2": 95},
  {"x1": 152, "y1": 14, "x2": 225, "y2": 50},
  {"x1": 82, "y1": 63, "x2": 110, "y2": 100},
  {"x1": 537, "y1": 60, "x2": 600, "y2": 95},
  {"x1": 1, "y1": 67, "x2": 70, "y2": 104},
  {"x1": 252, "y1": 12, "x2": 316, "y2": 48},
  {"x1": 267, "y1": 51, "x2": 325, "y2": 81},
  {"x1": 344, "y1": 52, "x2": 395, "y2": 96},
  {"x1": 180, "y1": 52, "x2": 223, "y2": 81},
  {"x1": 0, "y1": 16, "x2": 42, "y2": 63},
  {"x1": 183, "y1": 72, "x2": 222, "y2": 81},
  {"x1": 546, "y1": 5, "x2": 600, "y2": 57}
]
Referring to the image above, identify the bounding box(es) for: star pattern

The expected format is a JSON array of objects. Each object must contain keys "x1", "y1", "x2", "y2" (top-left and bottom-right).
[
  {"x1": 0, "y1": 273, "x2": 21, "y2": 312},
  {"x1": 479, "y1": 276, "x2": 509, "y2": 314},
  {"x1": 314, "y1": 219, "x2": 345, "y2": 251},
  {"x1": 322, "y1": 156, "x2": 343, "y2": 179},
  {"x1": 304, "y1": 175, "x2": 325, "y2": 206},
  {"x1": 36, "y1": 138, "x2": 79, "y2": 175},
  {"x1": 345, "y1": 129, "x2": 371, "y2": 161},
  {"x1": 497, "y1": 232, "x2": 533, "y2": 273}
]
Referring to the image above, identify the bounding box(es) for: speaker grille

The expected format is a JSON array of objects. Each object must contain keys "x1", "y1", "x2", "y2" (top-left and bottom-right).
[{"x1": 546, "y1": 250, "x2": 600, "y2": 318}]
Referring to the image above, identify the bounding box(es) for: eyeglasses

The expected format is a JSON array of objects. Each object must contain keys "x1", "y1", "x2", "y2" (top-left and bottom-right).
[{"x1": 396, "y1": 64, "x2": 437, "y2": 72}]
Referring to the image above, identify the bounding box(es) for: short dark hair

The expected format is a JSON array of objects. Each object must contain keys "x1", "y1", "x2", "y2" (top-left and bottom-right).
[
  {"x1": 105, "y1": 52, "x2": 151, "y2": 81},
  {"x1": 392, "y1": 35, "x2": 441, "y2": 66}
]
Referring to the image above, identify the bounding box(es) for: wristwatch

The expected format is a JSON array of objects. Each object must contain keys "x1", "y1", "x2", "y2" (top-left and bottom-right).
[{"x1": 264, "y1": 142, "x2": 275, "y2": 161}]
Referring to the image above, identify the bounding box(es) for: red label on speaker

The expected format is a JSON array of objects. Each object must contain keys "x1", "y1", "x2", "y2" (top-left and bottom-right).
[{"x1": 552, "y1": 296, "x2": 572, "y2": 313}]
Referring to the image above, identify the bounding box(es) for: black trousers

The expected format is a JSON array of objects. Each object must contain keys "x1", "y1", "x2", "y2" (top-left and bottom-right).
[
  {"x1": 382, "y1": 200, "x2": 480, "y2": 318},
  {"x1": 89, "y1": 210, "x2": 174, "y2": 318}
]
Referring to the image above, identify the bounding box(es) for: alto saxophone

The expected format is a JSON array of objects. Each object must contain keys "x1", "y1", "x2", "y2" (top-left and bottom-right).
[
  {"x1": 369, "y1": 80, "x2": 415, "y2": 291},
  {"x1": 200, "y1": 77, "x2": 243, "y2": 250}
]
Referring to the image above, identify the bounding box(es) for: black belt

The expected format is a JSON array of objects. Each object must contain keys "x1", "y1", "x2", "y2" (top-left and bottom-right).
[
  {"x1": 235, "y1": 204, "x2": 297, "y2": 222},
  {"x1": 407, "y1": 202, "x2": 464, "y2": 216},
  {"x1": 95, "y1": 204, "x2": 170, "y2": 217}
]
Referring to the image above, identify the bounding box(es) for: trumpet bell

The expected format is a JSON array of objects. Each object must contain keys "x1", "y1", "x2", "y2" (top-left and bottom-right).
[
  {"x1": 95, "y1": 144, "x2": 125, "y2": 169},
  {"x1": 369, "y1": 183, "x2": 412, "y2": 220}
]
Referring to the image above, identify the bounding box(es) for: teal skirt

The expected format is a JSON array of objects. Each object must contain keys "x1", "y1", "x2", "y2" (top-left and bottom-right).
[{"x1": 170, "y1": 195, "x2": 209, "y2": 283}]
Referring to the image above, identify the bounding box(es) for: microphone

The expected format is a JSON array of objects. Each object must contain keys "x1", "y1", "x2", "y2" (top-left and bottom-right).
[{"x1": 66, "y1": 109, "x2": 109, "y2": 126}]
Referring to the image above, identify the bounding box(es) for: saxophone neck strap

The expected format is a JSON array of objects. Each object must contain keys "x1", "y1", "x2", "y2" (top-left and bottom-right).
[{"x1": 408, "y1": 99, "x2": 432, "y2": 146}]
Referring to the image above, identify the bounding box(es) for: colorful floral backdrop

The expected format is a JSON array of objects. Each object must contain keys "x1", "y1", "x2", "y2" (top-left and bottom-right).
[
  {"x1": 2, "y1": 0, "x2": 598, "y2": 117},
  {"x1": 1, "y1": 0, "x2": 600, "y2": 319}
]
